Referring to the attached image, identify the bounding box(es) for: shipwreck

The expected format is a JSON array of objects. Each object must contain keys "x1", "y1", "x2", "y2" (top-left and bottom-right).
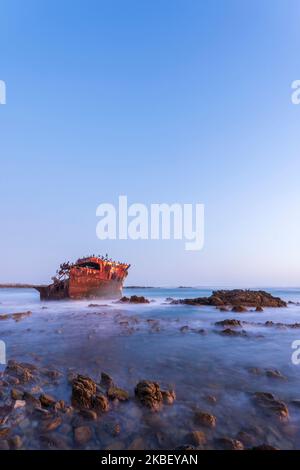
[{"x1": 0, "y1": 256, "x2": 130, "y2": 300}]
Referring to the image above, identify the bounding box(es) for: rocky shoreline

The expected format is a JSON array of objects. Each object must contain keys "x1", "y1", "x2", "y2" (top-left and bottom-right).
[{"x1": 0, "y1": 359, "x2": 292, "y2": 450}]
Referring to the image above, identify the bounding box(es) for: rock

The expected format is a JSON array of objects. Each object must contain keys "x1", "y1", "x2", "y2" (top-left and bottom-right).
[
  {"x1": 135, "y1": 381, "x2": 163, "y2": 412},
  {"x1": 14, "y1": 400, "x2": 26, "y2": 409},
  {"x1": 0, "y1": 427, "x2": 10, "y2": 439},
  {"x1": 171, "y1": 290, "x2": 287, "y2": 308},
  {"x1": 11, "y1": 311, "x2": 32, "y2": 322},
  {"x1": 5, "y1": 360, "x2": 34, "y2": 383},
  {"x1": 118, "y1": 295, "x2": 150, "y2": 304},
  {"x1": 41, "y1": 368, "x2": 62, "y2": 380},
  {"x1": 265, "y1": 369, "x2": 286, "y2": 380},
  {"x1": 161, "y1": 390, "x2": 176, "y2": 405},
  {"x1": 100, "y1": 372, "x2": 114, "y2": 389},
  {"x1": 39, "y1": 394, "x2": 56, "y2": 408},
  {"x1": 107, "y1": 386, "x2": 129, "y2": 401},
  {"x1": 180, "y1": 326, "x2": 189, "y2": 333},
  {"x1": 9, "y1": 435, "x2": 23, "y2": 449},
  {"x1": 256, "y1": 306, "x2": 264, "y2": 312},
  {"x1": 11, "y1": 389, "x2": 24, "y2": 400},
  {"x1": 186, "y1": 431, "x2": 207, "y2": 446},
  {"x1": 93, "y1": 394, "x2": 110, "y2": 412},
  {"x1": 72, "y1": 375, "x2": 97, "y2": 409},
  {"x1": 23, "y1": 392, "x2": 41, "y2": 408},
  {"x1": 253, "y1": 392, "x2": 289, "y2": 421},
  {"x1": 135, "y1": 381, "x2": 175, "y2": 411},
  {"x1": 215, "y1": 319, "x2": 242, "y2": 327},
  {"x1": 42, "y1": 417, "x2": 62, "y2": 432},
  {"x1": 216, "y1": 437, "x2": 244, "y2": 450},
  {"x1": 194, "y1": 411, "x2": 217, "y2": 428},
  {"x1": 219, "y1": 328, "x2": 248, "y2": 337},
  {"x1": 79, "y1": 409, "x2": 98, "y2": 421},
  {"x1": 232, "y1": 306, "x2": 248, "y2": 313},
  {"x1": 74, "y1": 425, "x2": 92, "y2": 445}
]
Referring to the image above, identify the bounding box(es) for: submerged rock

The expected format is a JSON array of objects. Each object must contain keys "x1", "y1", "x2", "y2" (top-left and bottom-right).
[
  {"x1": 107, "y1": 386, "x2": 129, "y2": 401},
  {"x1": 74, "y1": 425, "x2": 92, "y2": 445},
  {"x1": 186, "y1": 430, "x2": 207, "y2": 446},
  {"x1": 5, "y1": 361, "x2": 35, "y2": 383},
  {"x1": 253, "y1": 392, "x2": 289, "y2": 422},
  {"x1": 194, "y1": 410, "x2": 217, "y2": 428},
  {"x1": 216, "y1": 437, "x2": 244, "y2": 450}
]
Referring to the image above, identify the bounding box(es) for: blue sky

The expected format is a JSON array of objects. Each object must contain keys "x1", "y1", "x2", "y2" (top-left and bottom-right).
[{"x1": 0, "y1": 0, "x2": 300, "y2": 286}]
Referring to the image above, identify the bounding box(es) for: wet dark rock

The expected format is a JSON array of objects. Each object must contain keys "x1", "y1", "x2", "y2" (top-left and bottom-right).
[
  {"x1": 93, "y1": 394, "x2": 110, "y2": 413},
  {"x1": 107, "y1": 386, "x2": 129, "y2": 401},
  {"x1": 5, "y1": 360, "x2": 35, "y2": 383},
  {"x1": 11, "y1": 388, "x2": 24, "y2": 400},
  {"x1": 256, "y1": 306, "x2": 264, "y2": 312},
  {"x1": 232, "y1": 306, "x2": 248, "y2": 313},
  {"x1": 119, "y1": 295, "x2": 150, "y2": 304},
  {"x1": 265, "y1": 369, "x2": 286, "y2": 380},
  {"x1": 180, "y1": 325, "x2": 189, "y2": 333},
  {"x1": 219, "y1": 328, "x2": 248, "y2": 337},
  {"x1": 216, "y1": 437, "x2": 244, "y2": 450},
  {"x1": 100, "y1": 372, "x2": 114, "y2": 390},
  {"x1": 253, "y1": 392, "x2": 289, "y2": 422},
  {"x1": 40, "y1": 394, "x2": 56, "y2": 408},
  {"x1": 23, "y1": 392, "x2": 41, "y2": 408},
  {"x1": 186, "y1": 430, "x2": 207, "y2": 446},
  {"x1": 215, "y1": 319, "x2": 242, "y2": 327},
  {"x1": 0, "y1": 427, "x2": 10, "y2": 439},
  {"x1": 74, "y1": 425, "x2": 92, "y2": 445},
  {"x1": 79, "y1": 409, "x2": 98, "y2": 421},
  {"x1": 41, "y1": 416, "x2": 62, "y2": 432},
  {"x1": 194, "y1": 410, "x2": 217, "y2": 428}
]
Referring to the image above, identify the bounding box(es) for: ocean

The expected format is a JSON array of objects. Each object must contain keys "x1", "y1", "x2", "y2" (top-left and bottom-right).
[{"x1": 1, "y1": 286, "x2": 300, "y2": 449}]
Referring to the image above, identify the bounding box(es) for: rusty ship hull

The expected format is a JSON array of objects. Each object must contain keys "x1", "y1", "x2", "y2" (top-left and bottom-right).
[{"x1": 0, "y1": 256, "x2": 130, "y2": 301}]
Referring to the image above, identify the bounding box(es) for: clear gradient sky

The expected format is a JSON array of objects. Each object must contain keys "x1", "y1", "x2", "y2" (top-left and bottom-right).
[{"x1": 0, "y1": 0, "x2": 300, "y2": 287}]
